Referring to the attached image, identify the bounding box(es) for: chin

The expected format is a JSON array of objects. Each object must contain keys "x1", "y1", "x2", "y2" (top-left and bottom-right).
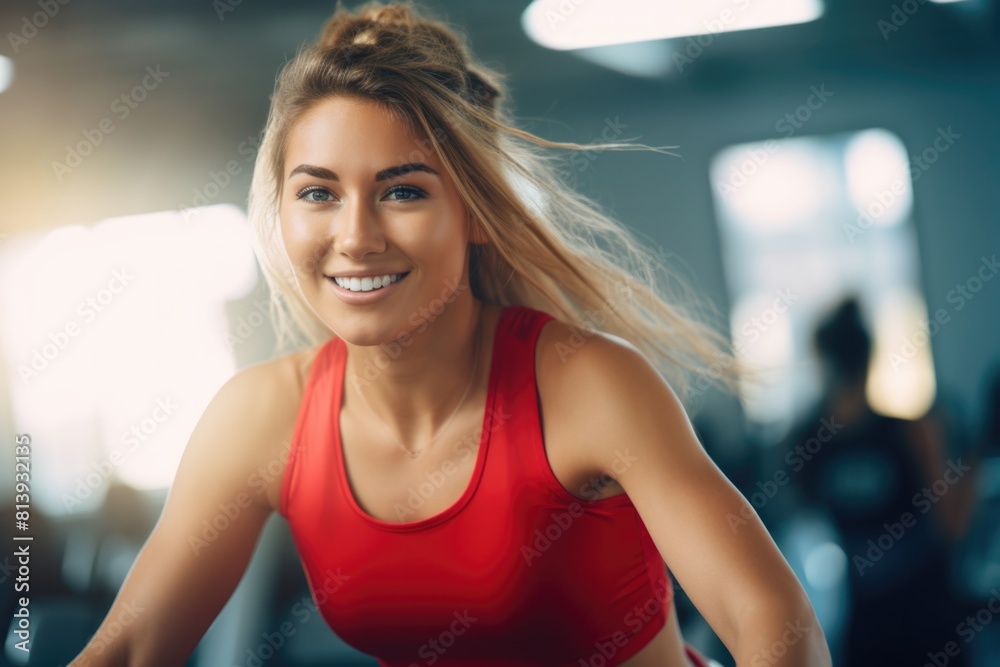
[{"x1": 323, "y1": 308, "x2": 413, "y2": 345}]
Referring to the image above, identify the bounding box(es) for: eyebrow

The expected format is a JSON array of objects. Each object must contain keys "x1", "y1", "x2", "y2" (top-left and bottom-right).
[{"x1": 287, "y1": 162, "x2": 440, "y2": 182}]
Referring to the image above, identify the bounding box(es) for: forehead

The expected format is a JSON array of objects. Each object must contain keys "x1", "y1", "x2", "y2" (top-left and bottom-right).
[{"x1": 285, "y1": 96, "x2": 443, "y2": 175}]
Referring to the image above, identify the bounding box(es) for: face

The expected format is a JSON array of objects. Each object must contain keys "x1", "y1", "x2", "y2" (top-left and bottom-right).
[{"x1": 279, "y1": 96, "x2": 482, "y2": 343}]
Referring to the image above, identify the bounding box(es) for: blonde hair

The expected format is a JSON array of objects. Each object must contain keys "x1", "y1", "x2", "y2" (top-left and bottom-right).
[{"x1": 247, "y1": 0, "x2": 757, "y2": 405}]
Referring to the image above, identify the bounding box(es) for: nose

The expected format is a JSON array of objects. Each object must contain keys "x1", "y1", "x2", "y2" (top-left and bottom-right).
[{"x1": 334, "y1": 193, "x2": 386, "y2": 259}]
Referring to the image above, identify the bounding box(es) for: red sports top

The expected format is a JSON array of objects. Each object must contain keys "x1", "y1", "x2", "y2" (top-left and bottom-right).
[{"x1": 279, "y1": 304, "x2": 681, "y2": 666}]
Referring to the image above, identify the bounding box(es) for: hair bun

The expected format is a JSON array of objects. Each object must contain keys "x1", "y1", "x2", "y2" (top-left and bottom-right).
[
  {"x1": 318, "y1": 2, "x2": 416, "y2": 50},
  {"x1": 314, "y1": 2, "x2": 500, "y2": 112},
  {"x1": 465, "y1": 68, "x2": 500, "y2": 109},
  {"x1": 364, "y1": 4, "x2": 413, "y2": 26}
]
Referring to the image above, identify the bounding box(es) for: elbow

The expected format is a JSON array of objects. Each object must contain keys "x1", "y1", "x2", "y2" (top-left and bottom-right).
[
  {"x1": 788, "y1": 602, "x2": 833, "y2": 667},
  {"x1": 67, "y1": 649, "x2": 123, "y2": 667},
  {"x1": 67, "y1": 630, "x2": 132, "y2": 667},
  {"x1": 735, "y1": 596, "x2": 833, "y2": 667}
]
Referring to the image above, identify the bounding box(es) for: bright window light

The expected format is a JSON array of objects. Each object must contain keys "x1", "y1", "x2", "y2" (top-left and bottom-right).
[
  {"x1": 0, "y1": 204, "x2": 259, "y2": 515},
  {"x1": 844, "y1": 129, "x2": 912, "y2": 230},
  {"x1": 522, "y1": 0, "x2": 824, "y2": 50},
  {"x1": 710, "y1": 129, "x2": 934, "y2": 432},
  {"x1": 866, "y1": 287, "x2": 937, "y2": 420},
  {"x1": 711, "y1": 137, "x2": 840, "y2": 234},
  {"x1": 0, "y1": 55, "x2": 13, "y2": 93},
  {"x1": 571, "y1": 41, "x2": 675, "y2": 78},
  {"x1": 730, "y1": 292, "x2": 797, "y2": 423}
]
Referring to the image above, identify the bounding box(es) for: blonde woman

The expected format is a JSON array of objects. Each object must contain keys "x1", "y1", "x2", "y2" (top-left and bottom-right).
[{"x1": 70, "y1": 2, "x2": 832, "y2": 665}]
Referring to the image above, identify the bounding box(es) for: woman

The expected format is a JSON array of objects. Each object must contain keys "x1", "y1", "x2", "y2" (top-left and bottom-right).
[
  {"x1": 786, "y1": 297, "x2": 977, "y2": 667},
  {"x1": 69, "y1": 2, "x2": 832, "y2": 665}
]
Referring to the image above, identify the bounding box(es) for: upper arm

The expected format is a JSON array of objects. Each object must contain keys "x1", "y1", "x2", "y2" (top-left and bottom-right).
[
  {"x1": 71, "y1": 357, "x2": 304, "y2": 666},
  {"x1": 541, "y1": 322, "x2": 814, "y2": 654}
]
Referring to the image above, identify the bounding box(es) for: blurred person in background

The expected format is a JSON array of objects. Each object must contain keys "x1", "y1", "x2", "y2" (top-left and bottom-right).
[{"x1": 783, "y1": 296, "x2": 981, "y2": 667}]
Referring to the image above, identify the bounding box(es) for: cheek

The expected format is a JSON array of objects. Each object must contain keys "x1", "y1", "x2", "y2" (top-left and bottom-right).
[
  {"x1": 406, "y1": 207, "x2": 468, "y2": 265},
  {"x1": 280, "y1": 209, "x2": 322, "y2": 275}
]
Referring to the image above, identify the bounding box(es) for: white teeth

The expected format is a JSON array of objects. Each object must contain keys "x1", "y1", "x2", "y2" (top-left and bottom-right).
[{"x1": 333, "y1": 273, "x2": 406, "y2": 292}]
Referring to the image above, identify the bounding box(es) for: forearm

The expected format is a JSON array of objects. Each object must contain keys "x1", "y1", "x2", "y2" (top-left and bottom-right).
[
  {"x1": 732, "y1": 602, "x2": 832, "y2": 667},
  {"x1": 67, "y1": 637, "x2": 129, "y2": 667}
]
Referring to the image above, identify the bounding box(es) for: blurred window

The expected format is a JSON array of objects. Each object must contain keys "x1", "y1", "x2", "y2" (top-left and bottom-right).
[
  {"x1": 710, "y1": 129, "x2": 936, "y2": 437},
  {"x1": 0, "y1": 204, "x2": 258, "y2": 514}
]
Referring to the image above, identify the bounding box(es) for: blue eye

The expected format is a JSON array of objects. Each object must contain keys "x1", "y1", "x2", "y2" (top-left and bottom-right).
[
  {"x1": 295, "y1": 186, "x2": 333, "y2": 203},
  {"x1": 294, "y1": 185, "x2": 427, "y2": 203},
  {"x1": 384, "y1": 185, "x2": 426, "y2": 201}
]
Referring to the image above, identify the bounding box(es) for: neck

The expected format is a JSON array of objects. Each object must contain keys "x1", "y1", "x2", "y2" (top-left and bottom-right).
[{"x1": 342, "y1": 298, "x2": 490, "y2": 444}]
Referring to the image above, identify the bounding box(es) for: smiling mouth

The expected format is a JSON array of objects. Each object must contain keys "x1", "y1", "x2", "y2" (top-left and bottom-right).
[{"x1": 328, "y1": 271, "x2": 411, "y2": 292}]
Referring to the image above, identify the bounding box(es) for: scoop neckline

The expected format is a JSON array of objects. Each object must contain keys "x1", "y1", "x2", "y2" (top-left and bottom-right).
[{"x1": 332, "y1": 304, "x2": 512, "y2": 532}]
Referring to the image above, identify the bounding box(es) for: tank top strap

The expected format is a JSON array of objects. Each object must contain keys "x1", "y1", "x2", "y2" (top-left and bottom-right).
[
  {"x1": 490, "y1": 305, "x2": 643, "y2": 512},
  {"x1": 489, "y1": 305, "x2": 560, "y2": 476},
  {"x1": 492, "y1": 304, "x2": 555, "y2": 414},
  {"x1": 280, "y1": 334, "x2": 344, "y2": 519}
]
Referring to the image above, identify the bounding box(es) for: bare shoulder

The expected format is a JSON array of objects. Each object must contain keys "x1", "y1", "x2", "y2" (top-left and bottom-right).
[
  {"x1": 259, "y1": 343, "x2": 325, "y2": 395},
  {"x1": 229, "y1": 344, "x2": 320, "y2": 411},
  {"x1": 217, "y1": 343, "x2": 325, "y2": 512},
  {"x1": 534, "y1": 315, "x2": 652, "y2": 477},
  {"x1": 535, "y1": 314, "x2": 647, "y2": 396}
]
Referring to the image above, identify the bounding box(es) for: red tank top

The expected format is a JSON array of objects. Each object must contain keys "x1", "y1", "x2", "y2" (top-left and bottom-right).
[{"x1": 279, "y1": 304, "x2": 673, "y2": 666}]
